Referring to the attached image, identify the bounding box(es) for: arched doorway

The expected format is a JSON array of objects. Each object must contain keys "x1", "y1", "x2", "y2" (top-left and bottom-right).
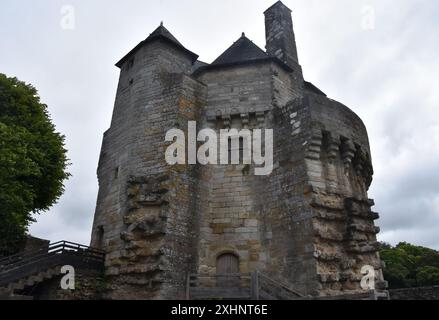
[{"x1": 216, "y1": 253, "x2": 239, "y2": 287}]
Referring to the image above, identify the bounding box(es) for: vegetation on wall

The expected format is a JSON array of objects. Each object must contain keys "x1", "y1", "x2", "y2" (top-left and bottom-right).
[
  {"x1": 0, "y1": 73, "x2": 70, "y2": 256},
  {"x1": 380, "y1": 242, "x2": 439, "y2": 289}
]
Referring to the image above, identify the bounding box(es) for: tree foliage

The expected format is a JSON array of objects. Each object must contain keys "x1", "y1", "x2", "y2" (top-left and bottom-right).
[
  {"x1": 380, "y1": 242, "x2": 439, "y2": 289},
  {"x1": 0, "y1": 73, "x2": 70, "y2": 256}
]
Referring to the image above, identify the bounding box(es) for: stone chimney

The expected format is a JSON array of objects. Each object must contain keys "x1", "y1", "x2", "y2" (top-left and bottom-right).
[{"x1": 264, "y1": 1, "x2": 299, "y2": 67}]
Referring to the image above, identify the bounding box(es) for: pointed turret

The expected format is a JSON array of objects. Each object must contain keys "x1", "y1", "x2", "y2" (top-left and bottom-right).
[
  {"x1": 211, "y1": 33, "x2": 268, "y2": 66},
  {"x1": 116, "y1": 22, "x2": 198, "y2": 68},
  {"x1": 147, "y1": 22, "x2": 184, "y2": 46}
]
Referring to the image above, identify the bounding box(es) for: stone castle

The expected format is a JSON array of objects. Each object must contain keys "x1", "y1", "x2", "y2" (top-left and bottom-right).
[{"x1": 90, "y1": 1, "x2": 387, "y2": 299}]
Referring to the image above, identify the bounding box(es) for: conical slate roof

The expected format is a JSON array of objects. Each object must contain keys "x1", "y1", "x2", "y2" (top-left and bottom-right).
[
  {"x1": 212, "y1": 33, "x2": 268, "y2": 65},
  {"x1": 116, "y1": 23, "x2": 198, "y2": 68},
  {"x1": 147, "y1": 22, "x2": 183, "y2": 46},
  {"x1": 192, "y1": 33, "x2": 292, "y2": 76}
]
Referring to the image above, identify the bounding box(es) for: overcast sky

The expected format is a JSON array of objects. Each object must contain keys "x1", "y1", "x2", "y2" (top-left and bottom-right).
[{"x1": 1, "y1": 0, "x2": 438, "y2": 249}]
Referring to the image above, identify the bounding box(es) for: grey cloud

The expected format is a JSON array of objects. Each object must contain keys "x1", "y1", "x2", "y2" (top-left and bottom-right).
[{"x1": 0, "y1": 0, "x2": 437, "y2": 249}]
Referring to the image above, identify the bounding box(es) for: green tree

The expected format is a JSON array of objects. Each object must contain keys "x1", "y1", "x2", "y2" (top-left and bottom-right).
[
  {"x1": 416, "y1": 266, "x2": 439, "y2": 287},
  {"x1": 0, "y1": 73, "x2": 70, "y2": 256},
  {"x1": 380, "y1": 242, "x2": 439, "y2": 289}
]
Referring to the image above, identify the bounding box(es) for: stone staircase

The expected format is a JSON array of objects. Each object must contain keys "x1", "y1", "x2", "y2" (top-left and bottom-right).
[
  {"x1": 0, "y1": 241, "x2": 105, "y2": 299},
  {"x1": 187, "y1": 272, "x2": 389, "y2": 300},
  {"x1": 0, "y1": 266, "x2": 62, "y2": 297},
  {"x1": 186, "y1": 272, "x2": 307, "y2": 300},
  {"x1": 256, "y1": 272, "x2": 306, "y2": 300}
]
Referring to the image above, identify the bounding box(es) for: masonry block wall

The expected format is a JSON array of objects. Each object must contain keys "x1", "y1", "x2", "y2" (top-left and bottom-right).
[
  {"x1": 91, "y1": 1, "x2": 386, "y2": 299},
  {"x1": 195, "y1": 63, "x2": 276, "y2": 276},
  {"x1": 91, "y1": 37, "x2": 207, "y2": 299}
]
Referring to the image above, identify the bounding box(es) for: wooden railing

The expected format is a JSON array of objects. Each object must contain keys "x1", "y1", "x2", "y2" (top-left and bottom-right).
[
  {"x1": 0, "y1": 241, "x2": 105, "y2": 287},
  {"x1": 255, "y1": 271, "x2": 306, "y2": 300},
  {"x1": 186, "y1": 271, "x2": 306, "y2": 300}
]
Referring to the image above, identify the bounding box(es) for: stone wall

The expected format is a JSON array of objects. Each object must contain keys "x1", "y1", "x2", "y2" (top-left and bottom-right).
[
  {"x1": 21, "y1": 236, "x2": 50, "y2": 254},
  {"x1": 195, "y1": 63, "x2": 276, "y2": 276},
  {"x1": 390, "y1": 286, "x2": 439, "y2": 300},
  {"x1": 30, "y1": 269, "x2": 104, "y2": 300},
  {"x1": 193, "y1": 61, "x2": 307, "y2": 286},
  {"x1": 91, "y1": 39, "x2": 207, "y2": 299},
  {"x1": 90, "y1": 1, "x2": 386, "y2": 300},
  {"x1": 300, "y1": 91, "x2": 386, "y2": 295},
  {"x1": 262, "y1": 95, "x2": 316, "y2": 295},
  {"x1": 197, "y1": 63, "x2": 273, "y2": 120}
]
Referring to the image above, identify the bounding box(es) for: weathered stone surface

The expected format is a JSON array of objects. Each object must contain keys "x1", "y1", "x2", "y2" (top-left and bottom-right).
[
  {"x1": 390, "y1": 286, "x2": 439, "y2": 300},
  {"x1": 89, "y1": 1, "x2": 385, "y2": 299},
  {"x1": 28, "y1": 270, "x2": 105, "y2": 300}
]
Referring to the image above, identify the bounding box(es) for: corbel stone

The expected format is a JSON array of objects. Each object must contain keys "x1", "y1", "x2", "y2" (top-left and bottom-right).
[
  {"x1": 222, "y1": 115, "x2": 231, "y2": 129},
  {"x1": 240, "y1": 113, "x2": 249, "y2": 129},
  {"x1": 340, "y1": 139, "x2": 356, "y2": 174},
  {"x1": 256, "y1": 111, "x2": 265, "y2": 127},
  {"x1": 206, "y1": 115, "x2": 216, "y2": 125},
  {"x1": 324, "y1": 132, "x2": 341, "y2": 163},
  {"x1": 346, "y1": 241, "x2": 380, "y2": 254},
  {"x1": 354, "y1": 158, "x2": 364, "y2": 177},
  {"x1": 306, "y1": 129, "x2": 323, "y2": 161}
]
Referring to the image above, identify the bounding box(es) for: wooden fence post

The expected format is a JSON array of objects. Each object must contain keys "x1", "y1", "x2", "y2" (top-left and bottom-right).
[
  {"x1": 251, "y1": 271, "x2": 259, "y2": 300},
  {"x1": 186, "y1": 273, "x2": 191, "y2": 300}
]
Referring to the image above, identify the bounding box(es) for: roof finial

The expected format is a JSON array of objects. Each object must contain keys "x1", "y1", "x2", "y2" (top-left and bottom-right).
[
  {"x1": 160, "y1": 21, "x2": 164, "y2": 27},
  {"x1": 241, "y1": 32, "x2": 246, "y2": 38}
]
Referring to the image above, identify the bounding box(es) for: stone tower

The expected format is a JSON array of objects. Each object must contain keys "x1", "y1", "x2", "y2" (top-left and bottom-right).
[{"x1": 91, "y1": 1, "x2": 386, "y2": 299}]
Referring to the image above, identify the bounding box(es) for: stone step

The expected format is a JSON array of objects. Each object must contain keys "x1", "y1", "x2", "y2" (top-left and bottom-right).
[
  {"x1": 0, "y1": 287, "x2": 11, "y2": 297},
  {"x1": 190, "y1": 287, "x2": 251, "y2": 300},
  {"x1": 259, "y1": 291, "x2": 276, "y2": 300},
  {"x1": 25, "y1": 273, "x2": 43, "y2": 287},
  {"x1": 0, "y1": 293, "x2": 33, "y2": 300},
  {"x1": 5, "y1": 267, "x2": 61, "y2": 294},
  {"x1": 10, "y1": 279, "x2": 25, "y2": 291}
]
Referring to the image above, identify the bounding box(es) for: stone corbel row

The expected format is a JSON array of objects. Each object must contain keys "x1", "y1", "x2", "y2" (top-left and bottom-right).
[
  {"x1": 305, "y1": 129, "x2": 323, "y2": 161},
  {"x1": 340, "y1": 138, "x2": 356, "y2": 175},
  {"x1": 320, "y1": 133, "x2": 356, "y2": 173},
  {"x1": 326, "y1": 134, "x2": 340, "y2": 163},
  {"x1": 206, "y1": 111, "x2": 267, "y2": 129},
  {"x1": 306, "y1": 130, "x2": 374, "y2": 188}
]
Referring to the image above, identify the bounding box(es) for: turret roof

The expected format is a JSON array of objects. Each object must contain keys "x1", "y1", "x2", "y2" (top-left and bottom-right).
[
  {"x1": 211, "y1": 33, "x2": 268, "y2": 65},
  {"x1": 116, "y1": 23, "x2": 198, "y2": 68},
  {"x1": 193, "y1": 33, "x2": 292, "y2": 76}
]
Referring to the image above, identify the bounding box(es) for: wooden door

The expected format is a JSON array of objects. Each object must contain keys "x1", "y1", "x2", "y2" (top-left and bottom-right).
[{"x1": 216, "y1": 254, "x2": 239, "y2": 287}]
